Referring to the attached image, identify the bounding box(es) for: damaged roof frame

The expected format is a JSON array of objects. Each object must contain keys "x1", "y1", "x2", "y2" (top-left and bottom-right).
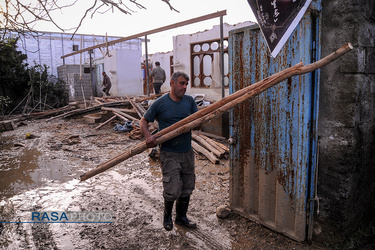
[{"x1": 60, "y1": 10, "x2": 227, "y2": 97}]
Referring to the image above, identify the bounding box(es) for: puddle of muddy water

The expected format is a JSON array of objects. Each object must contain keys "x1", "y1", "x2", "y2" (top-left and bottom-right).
[
  {"x1": 0, "y1": 138, "x2": 79, "y2": 199},
  {"x1": 0, "y1": 154, "x2": 162, "y2": 249}
]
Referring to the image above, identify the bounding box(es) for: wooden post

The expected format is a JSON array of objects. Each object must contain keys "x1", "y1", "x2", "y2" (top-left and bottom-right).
[
  {"x1": 126, "y1": 96, "x2": 143, "y2": 118},
  {"x1": 95, "y1": 115, "x2": 117, "y2": 130},
  {"x1": 113, "y1": 113, "x2": 128, "y2": 122}
]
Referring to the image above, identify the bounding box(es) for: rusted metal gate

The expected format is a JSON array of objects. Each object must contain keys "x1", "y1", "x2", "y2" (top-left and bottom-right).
[{"x1": 228, "y1": 4, "x2": 321, "y2": 242}]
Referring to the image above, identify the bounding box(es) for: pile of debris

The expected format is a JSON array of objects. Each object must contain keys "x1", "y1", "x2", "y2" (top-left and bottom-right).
[
  {"x1": 0, "y1": 93, "x2": 157, "y2": 135},
  {"x1": 1, "y1": 92, "x2": 228, "y2": 164}
]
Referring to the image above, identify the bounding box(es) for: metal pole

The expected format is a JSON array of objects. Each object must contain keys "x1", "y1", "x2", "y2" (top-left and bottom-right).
[
  {"x1": 61, "y1": 33, "x2": 65, "y2": 65},
  {"x1": 145, "y1": 35, "x2": 150, "y2": 97},
  {"x1": 89, "y1": 49, "x2": 95, "y2": 96},
  {"x1": 39, "y1": 74, "x2": 42, "y2": 112},
  {"x1": 220, "y1": 16, "x2": 225, "y2": 98}
]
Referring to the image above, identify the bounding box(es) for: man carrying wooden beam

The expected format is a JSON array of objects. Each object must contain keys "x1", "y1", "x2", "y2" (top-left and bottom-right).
[{"x1": 140, "y1": 72, "x2": 198, "y2": 231}]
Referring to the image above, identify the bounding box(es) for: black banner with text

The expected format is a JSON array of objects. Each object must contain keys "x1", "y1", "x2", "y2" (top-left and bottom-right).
[{"x1": 247, "y1": 0, "x2": 312, "y2": 57}]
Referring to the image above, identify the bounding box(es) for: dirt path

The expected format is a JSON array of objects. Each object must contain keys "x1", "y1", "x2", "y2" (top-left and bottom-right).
[{"x1": 0, "y1": 118, "x2": 323, "y2": 249}]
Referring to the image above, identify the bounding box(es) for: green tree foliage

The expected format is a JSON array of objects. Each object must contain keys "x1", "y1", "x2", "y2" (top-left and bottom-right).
[
  {"x1": 0, "y1": 37, "x2": 29, "y2": 100},
  {"x1": 0, "y1": 96, "x2": 11, "y2": 115},
  {"x1": 0, "y1": 37, "x2": 67, "y2": 114},
  {"x1": 27, "y1": 64, "x2": 68, "y2": 109}
]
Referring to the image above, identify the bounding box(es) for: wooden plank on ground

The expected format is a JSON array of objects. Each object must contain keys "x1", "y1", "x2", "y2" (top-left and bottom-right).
[
  {"x1": 95, "y1": 115, "x2": 117, "y2": 130},
  {"x1": 192, "y1": 140, "x2": 219, "y2": 164}
]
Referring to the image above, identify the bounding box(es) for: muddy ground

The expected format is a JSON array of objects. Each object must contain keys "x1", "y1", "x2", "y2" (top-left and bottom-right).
[{"x1": 0, "y1": 117, "x2": 325, "y2": 249}]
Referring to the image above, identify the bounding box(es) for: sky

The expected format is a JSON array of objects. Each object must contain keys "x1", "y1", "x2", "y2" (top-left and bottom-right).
[{"x1": 33, "y1": 0, "x2": 257, "y2": 54}]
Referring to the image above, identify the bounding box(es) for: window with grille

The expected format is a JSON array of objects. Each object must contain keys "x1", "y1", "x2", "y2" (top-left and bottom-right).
[{"x1": 190, "y1": 38, "x2": 229, "y2": 88}]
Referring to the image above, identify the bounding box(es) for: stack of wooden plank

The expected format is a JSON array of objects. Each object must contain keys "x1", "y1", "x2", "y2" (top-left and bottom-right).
[{"x1": 191, "y1": 131, "x2": 229, "y2": 164}]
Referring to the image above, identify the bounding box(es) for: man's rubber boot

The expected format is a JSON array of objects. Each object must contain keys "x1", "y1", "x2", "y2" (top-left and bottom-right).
[
  {"x1": 175, "y1": 196, "x2": 197, "y2": 229},
  {"x1": 163, "y1": 199, "x2": 174, "y2": 231}
]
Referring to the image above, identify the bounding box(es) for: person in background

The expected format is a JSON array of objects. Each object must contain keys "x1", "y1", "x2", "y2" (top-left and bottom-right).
[
  {"x1": 101, "y1": 72, "x2": 111, "y2": 96},
  {"x1": 149, "y1": 61, "x2": 166, "y2": 95},
  {"x1": 140, "y1": 71, "x2": 198, "y2": 231}
]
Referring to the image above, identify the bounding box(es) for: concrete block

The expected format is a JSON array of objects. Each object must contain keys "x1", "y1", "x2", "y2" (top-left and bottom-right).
[
  {"x1": 365, "y1": 47, "x2": 375, "y2": 74},
  {"x1": 0, "y1": 120, "x2": 15, "y2": 131},
  {"x1": 358, "y1": 22, "x2": 375, "y2": 47},
  {"x1": 340, "y1": 47, "x2": 366, "y2": 73}
]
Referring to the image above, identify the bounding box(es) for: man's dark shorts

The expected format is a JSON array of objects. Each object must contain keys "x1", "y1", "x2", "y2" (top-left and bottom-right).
[{"x1": 159, "y1": 148, "x2": 195, "y2": 201}]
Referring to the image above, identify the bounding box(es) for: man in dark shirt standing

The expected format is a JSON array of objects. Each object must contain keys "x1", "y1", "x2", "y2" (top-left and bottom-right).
[
  {"x1": 140, "y1": 72, "x2": 198, "y2": 231},
  {"x1": 149, "y1": 61, "x2": 166, "y2": 95}
]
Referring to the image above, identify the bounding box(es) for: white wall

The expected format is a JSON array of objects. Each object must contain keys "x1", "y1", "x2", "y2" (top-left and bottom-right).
[
  {"x1": 144, "y1": 52, "x2": 173, "y2": 93},
  {"x1": 104, "y1": 49, "x2": 143, "y2": 96},
  {"x1": 143, "y1": 21, "x2": 253, "y2": 102},
  {"x1": 173, "y1": 21, "x2": 253, "y2": 102}
]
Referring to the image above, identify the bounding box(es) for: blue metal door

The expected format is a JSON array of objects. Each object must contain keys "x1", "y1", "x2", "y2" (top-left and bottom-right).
[{"x1": 228, "y1": 4, "x2": 320, "y2": 242}]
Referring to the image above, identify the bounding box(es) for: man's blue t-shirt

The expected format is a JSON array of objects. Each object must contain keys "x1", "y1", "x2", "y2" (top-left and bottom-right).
[{"x1": 143, "y1": 93, "x2": 198, "y2": 152}]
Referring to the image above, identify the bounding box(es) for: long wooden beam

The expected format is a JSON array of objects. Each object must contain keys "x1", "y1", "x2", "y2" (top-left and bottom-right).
[
  {"x1": 79, "y1": 43, "x2": 353, "y2": 181},
  {"x1": 61, "y1": 10, "x2": 227, "y2": 59}
]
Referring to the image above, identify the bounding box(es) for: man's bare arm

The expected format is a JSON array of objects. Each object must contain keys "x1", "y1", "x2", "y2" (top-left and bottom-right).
[{"x1": 140, "y1": 117, "x2": 157, "y2": 148}]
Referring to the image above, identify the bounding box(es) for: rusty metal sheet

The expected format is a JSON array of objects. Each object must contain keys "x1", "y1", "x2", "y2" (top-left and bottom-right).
[{"x1": 228, "y1": 9, "x2": 320, "y2": 242}]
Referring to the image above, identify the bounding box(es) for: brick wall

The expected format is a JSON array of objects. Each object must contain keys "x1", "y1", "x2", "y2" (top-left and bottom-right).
[{"x1": 57, "y1": 65, "x2": 93, "y2": 102}]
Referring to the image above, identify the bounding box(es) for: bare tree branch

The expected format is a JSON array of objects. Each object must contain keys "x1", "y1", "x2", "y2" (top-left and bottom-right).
[
  {"x1": 0, "y1": 0, "x2": 179, "y2": 40},
  {"x1": 71, "y1": 0, "x2": 98, "y2": 38},
  {"x1": 129, "y1": 0, "x2": 147, "y2": 10},
  {"x1": 36, "y1": 0, "x2": 65, "y2": 31},
  {"x1": 161, "y1": 0, "x2": 180, "y2": 13},
  {"x1": 101, "y1": 0, "x2": 135, "y2": 15}
]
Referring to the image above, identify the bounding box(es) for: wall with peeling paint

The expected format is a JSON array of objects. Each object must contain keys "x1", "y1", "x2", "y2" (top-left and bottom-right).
[{"x1": 315, "y1": 0, "x2": 375, "y2": 244}]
